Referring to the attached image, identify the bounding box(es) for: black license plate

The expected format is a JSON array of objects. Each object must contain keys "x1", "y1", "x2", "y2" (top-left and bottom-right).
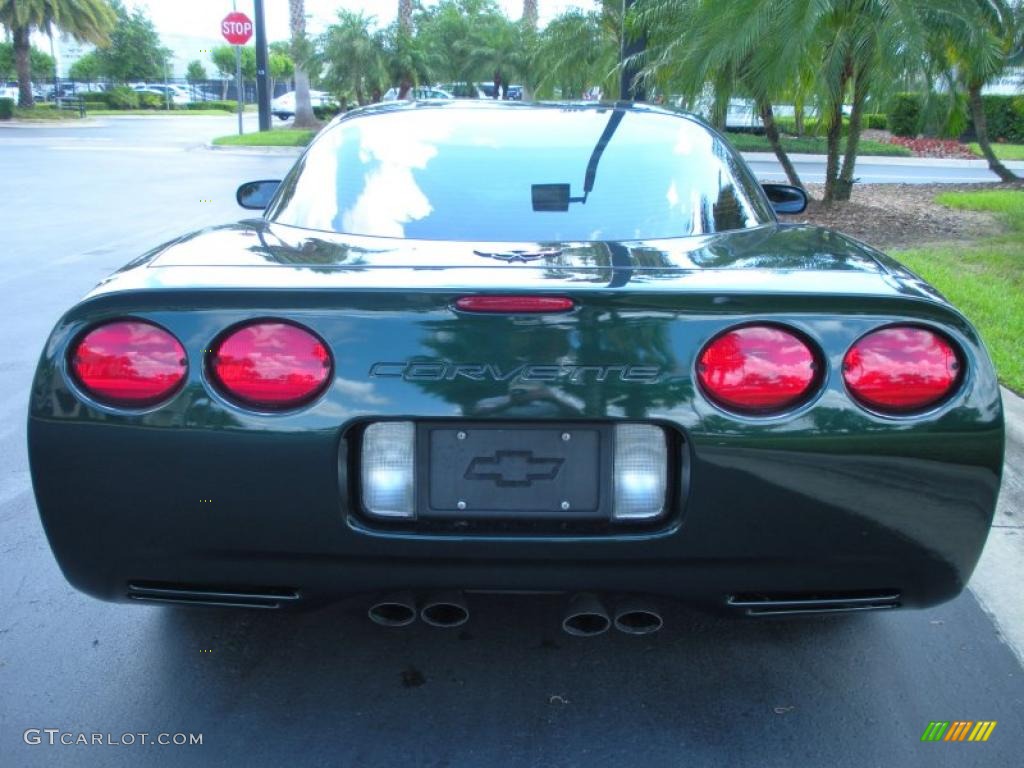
[{"x1": 418, "y1": 423, "x2": 613, "y2": 520}]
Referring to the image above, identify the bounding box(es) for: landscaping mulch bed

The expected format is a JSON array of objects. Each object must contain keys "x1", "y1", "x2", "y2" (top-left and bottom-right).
[{"x1": 780, "y1": 183, "x2": 1006, "y2": 250}]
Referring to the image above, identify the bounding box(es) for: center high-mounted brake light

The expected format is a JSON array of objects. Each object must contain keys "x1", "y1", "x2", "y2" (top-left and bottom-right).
[{"x1": 454, "y1": 296, "x2": 575, "y2": 313}]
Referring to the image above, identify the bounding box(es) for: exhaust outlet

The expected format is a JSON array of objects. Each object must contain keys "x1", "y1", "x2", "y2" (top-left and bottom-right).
[
  {"x1": 420, "y1": 591, "x2": 469, "y2": 628},
  {"x1": 561, "y1": 592, "x2": 611, "y2": 637},
  {"x1": 613, "y1": 596, "x2": 663, "y2": 635},
  {"x1": 368, "y1": 591, "x2": 417, "y2": 627}
]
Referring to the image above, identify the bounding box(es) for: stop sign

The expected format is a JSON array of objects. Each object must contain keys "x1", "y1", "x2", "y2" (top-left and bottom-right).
[{"x1": 221, "y1": 11, "x2": 253, "y2": 45}]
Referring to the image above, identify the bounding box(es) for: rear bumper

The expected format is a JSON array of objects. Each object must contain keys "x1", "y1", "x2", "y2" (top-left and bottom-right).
[{"x1": 28, "y1": 417, "x2": 1001, "y2": 612}]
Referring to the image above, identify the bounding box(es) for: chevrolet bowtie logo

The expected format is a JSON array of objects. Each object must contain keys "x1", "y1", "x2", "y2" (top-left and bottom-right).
[{"x1": 465, "y1": 451, "x2": 564, "y2": 487}]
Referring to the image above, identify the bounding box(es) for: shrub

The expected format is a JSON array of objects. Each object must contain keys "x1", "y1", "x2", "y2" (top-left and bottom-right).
[
  {"x1": 0, "y1": 97, "x2": 13, "y2": 120},
  {"x1": 864, "y1": 113, "x2": 888, "y2": 130},
  {"x1": 313, "y1": 104, "x2": 342, "y2": 120},
  {"x1": 971, "y1": 95, "x2": 1024, "y2": 143},
  {"x1": 187, "y1": 99, "x2": 237, "y2": 112},
  {"x1": 107, "y1": 86, "x2": 139, "y2": 109},
  {"x1": 888, "y1": 93, "x2": 923, "y2": 137},
  {"x1": 137, "y1": 92, "x2": 167, "y2": 109}
]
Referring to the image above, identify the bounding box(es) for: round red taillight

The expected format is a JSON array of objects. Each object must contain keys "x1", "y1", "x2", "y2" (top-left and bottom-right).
[
  {"x1": 209, "y1": 321, "x2": 332, "y2": 409},
  {"x1": 70, "y1": 320, "x2": 187, "y2": 407},
  {"x1": 843, "y1": 326, "x2": 961, "y2": 413},
  {"x1": 697, "y1": 325, "x2": 819, "y2": 414}
]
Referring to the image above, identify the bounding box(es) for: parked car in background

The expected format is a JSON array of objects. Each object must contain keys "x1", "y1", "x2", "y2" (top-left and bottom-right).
[
  {"x1": 382, "y1": 86, "x2": 454, "y2": 101},
  {"x1": 436, "y1": 82, "x2": 488, "y2": 99},
  {"x1": 506, "y1": 85, "x2": 524, "y2": 101},
  {"x1": 271, "y1": 90, "x2": 337, "y2": 120}
]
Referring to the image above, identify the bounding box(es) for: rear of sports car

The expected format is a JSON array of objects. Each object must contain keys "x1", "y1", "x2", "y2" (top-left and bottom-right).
[{"x1": 28, "y1": 103, "x2": 1004, "y2": 629}]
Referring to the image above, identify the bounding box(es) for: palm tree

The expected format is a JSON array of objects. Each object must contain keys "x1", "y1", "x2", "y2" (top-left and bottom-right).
[
  {"x1": 637, "y1": 0, "x2": 807, "y2": 190},
  {"x1": 318, "y1": 11, "x2": 386, "y2": 106},
  {"x1": 0, "y1": 0, "x2": 116, "y2": 107},
  {"x1": 534, "y1": 4, "x2": 621, "y2": 99},
  {"x1": 640, "y1": 0, "x2": 938, "y2": 203},
  {"x1": 288, "y1": 0, "x2": 316, "y2": 128},
  {"x1": 931, "y1": 0, "x2": 1021, "y2": 182}
]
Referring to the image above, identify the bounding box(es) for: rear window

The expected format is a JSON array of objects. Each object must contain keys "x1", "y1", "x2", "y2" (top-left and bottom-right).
[{"x1": 268, "y1": 105, "x2": 773, "y2": 242}]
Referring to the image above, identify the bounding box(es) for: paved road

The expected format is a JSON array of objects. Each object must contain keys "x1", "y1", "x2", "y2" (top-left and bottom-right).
[
  {"x1": 746, "y1": 155, "x2": 1018, "y2": 184},
  {"x1": 1, "y1": 116, "x2": 1021, "y2": 768}
]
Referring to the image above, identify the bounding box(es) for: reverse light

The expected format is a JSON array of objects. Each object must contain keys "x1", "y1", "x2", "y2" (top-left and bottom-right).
[
  {"x1": 361, "y1": 421, "x2": 416, "y2": 518},
  {"x1": 208, "y1": 321, "x2": 332, "y2": 409},
  {"x1": 454, "y1": 296, "x2": 575, "y2": 313},
  {"x1": 697, "y1": 325, "x2": 819, "y2": 414},
  {"x1": 70, "y1": 320, "x2": 186, "y2": 407},
  {"x1": 843, "y1": 326, "x2": 962, "y2": 413},
  {"x1": 613, "y1": 424, "x2": 668, "y2": 520}
]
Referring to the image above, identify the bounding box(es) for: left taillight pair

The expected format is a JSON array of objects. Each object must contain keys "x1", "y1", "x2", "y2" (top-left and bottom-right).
[{"x1": 69, "y1": 320, "x2": 332, "y2": 410}]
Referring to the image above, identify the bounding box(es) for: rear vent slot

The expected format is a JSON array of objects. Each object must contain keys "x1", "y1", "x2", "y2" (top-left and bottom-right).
[
  {"x1": 127, "y1": 582, "x2": 300, "y2": 609},
  {"x1": 728, "y1": 590, "x2": 901, "y2": 616}
]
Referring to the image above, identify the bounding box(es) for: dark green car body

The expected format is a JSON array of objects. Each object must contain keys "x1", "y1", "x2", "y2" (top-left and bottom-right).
[{"x1": 28, "y1": 103, "x2": 1003, "y2": 615}]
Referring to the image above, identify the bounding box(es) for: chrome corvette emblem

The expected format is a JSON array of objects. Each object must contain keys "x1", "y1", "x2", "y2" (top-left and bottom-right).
[
  {"x1": 369, "y1": 361, "x2": 664, "y2": 384},
  {"x1": 472, "y1": 248, "x2": 563, "y2": 263}
]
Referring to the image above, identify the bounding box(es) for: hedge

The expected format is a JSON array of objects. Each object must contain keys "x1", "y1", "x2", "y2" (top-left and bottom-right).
[
  {"x1": 187, "y1": 100, "x2": 237, "y2": 112},
  {"x1": 970, "y1": 95, "x2": 1024, "y2": 143},
  {"x1": 0, "y1": 97, "x2": 13, "y2": 120},
  {"x1": 313, "y1": 104, "x2": 343, "y2": 120},
  {"x1": 887, "y1": 93, "x2": 923, "y2": 137}
]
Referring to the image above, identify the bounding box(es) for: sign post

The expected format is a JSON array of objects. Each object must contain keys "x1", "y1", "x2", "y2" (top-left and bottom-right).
[{"x1": 221, "y1": 10, "x2": 254, "y2": 135}]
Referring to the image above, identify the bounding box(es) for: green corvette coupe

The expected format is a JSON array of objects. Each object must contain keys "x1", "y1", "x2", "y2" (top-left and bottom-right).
[{"x1": 28, "y1": 102, "x2": 1004, "y2": 635}]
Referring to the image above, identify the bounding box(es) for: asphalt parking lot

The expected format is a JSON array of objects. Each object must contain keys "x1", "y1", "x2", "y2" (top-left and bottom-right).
[{"x1": 1, "y1": 115, "x2": 1021, "y2": 767}]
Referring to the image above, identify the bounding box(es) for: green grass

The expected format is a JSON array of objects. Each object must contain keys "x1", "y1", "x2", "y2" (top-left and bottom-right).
[
  {"x1": 88, "y1": 108, "x2": 237, "y2": 116},
  {"x1": 12, "y1": 106, "x2": 81, "y2": 120},
  {"x1": 725, "y1": 131, "x2": 912, "y2": 157},
  {"x1": 893, "y1": 189, "x2": 1024, "y2": 392},
  {"x1": 968, "y1": 142, "x2": 1024, "y2": 161},
  {"x1": 212, "y1": 129, "x2": 315, "y2": 147}
]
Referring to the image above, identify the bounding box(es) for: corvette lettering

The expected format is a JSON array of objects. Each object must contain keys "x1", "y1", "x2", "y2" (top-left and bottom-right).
[{"x1": 369, "y1": 362, "x2": 664, "y2": 384}]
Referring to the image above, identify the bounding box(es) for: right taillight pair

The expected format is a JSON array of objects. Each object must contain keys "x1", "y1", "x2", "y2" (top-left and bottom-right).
[{"x1": 697, "y1": 324, "x2": 962, "y2": 416}]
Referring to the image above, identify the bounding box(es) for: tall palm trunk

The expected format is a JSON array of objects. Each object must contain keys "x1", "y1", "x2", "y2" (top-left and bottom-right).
[
  {"x1": 13, "y1": 26, "x2": 34, "y2": 108},
  {"x1": 758, "y1": 99, "x2": 804, "y2": 191},
  {"x1": 398, "y1": 0, "x2": 413, "y2": 32},
  {"x1": 969, "y1": 82, "x2": 1019, "y2": 183},
  {"x1": 396, "y1": 0, "x2": 414, "y2": 99},
  {"x1": 822, "y1": 59, "x2": 852, "y2": 204},
  {"x1": 522, "y1": 0, "x2": 538, "y2": 29},
  {"x1": 834, "y1": 67, "x2": 868, "y2": 202},
  {"x1": 289, "y1": 0, "x2": 316, "y2": 128}
]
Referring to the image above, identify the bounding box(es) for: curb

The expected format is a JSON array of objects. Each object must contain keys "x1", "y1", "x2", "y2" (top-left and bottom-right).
[
  {"x1": 0, "y1": 119, "x2": 103, "y2": 129},
  {"x1": 741, "y1": 151, "x2": 1024, "y2": 170},
  {"x1": 205, "y1": 143, "x2": 304, "y2": 155}
]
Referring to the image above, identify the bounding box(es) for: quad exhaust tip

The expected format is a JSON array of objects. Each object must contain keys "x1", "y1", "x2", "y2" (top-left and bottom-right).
[
  {"x1": 613, "y1": 596, "x2": 664, "y2": 635},
  {"x1": 368, "y1": 591, "x2": 417, "y2": 627},
  {"x1": 562, "y1": 592, "x2": 612, "y2": 637},
  {"x1": 420, "y1": 591, "x2": 470, "y2": 628}
]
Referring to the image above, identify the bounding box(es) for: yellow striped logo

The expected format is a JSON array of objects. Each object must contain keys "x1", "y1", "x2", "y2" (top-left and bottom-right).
[{"x1": 921, "y1": 721, "x2": 996, "y2": 742}]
